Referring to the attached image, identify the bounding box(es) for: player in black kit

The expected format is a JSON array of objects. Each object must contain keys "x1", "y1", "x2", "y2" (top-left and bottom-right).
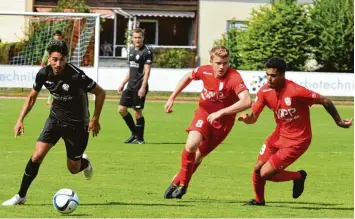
[
  {"x1": 118, "y1": 28, "x2": 153, "y2": 144},
  {"x1": 2, "y1": 40, "x2": 106, "y2": 206}
]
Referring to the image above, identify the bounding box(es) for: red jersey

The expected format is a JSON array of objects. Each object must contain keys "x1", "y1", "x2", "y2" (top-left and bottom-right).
[
  {"x1": 191, "y1": 65, "x2": 247, "y2": 119},
  {"x1": 252, "y1": 79, "x2": 320, "y2": 144}
]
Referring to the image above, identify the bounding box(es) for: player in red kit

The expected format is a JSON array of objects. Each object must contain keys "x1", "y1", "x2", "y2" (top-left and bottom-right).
[
  {"x1": 163, "y1": 46, "x2": 252, "y2": 199},
  {"x1": 238, "y1": 57, "x2": 353, "y2": 206}
]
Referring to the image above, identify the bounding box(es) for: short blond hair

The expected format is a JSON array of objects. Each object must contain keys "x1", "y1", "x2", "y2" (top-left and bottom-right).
[{"x1": 210, "y1": 46, "x2": 229, "y2": 60}]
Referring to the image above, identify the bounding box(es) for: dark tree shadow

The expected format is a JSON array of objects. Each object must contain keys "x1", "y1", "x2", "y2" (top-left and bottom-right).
[
  {"x1": 80, "y1": 201, "x2": 191, "y2": 207},
  {"x1": 64, "y1": 214, "x2": 91, "y2": 216},
  {"x1": 180, "y1": 199, "x2": 343, "y2": 208},
  {"x1": 144, "y1": 142, "x2": 185, "y2": 145}
]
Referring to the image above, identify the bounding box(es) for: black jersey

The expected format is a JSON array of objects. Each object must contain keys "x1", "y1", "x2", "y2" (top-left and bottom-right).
[
  {"x1": 127, "y1": 45, "x2": 153, "y2": 90},
  {"x1": 33, "y1": 63, "x2": 96, "y2": 125}
]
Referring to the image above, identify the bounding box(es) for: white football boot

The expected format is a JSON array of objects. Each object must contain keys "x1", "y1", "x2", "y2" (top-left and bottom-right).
[
  {"x1": 2, "y1": 194, "x2": 26, "y2": 206},
  {"x1": 82, "y1": 154, "x2": 93, "y2": 180}
]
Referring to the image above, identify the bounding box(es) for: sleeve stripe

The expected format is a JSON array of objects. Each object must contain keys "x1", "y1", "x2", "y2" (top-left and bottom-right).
[
  {"x1": 144, "y1": 45, "x2": 152, "y2": 53},
  {"x1": 68, "y1": 63, "x2": 81, "y2": 74}
]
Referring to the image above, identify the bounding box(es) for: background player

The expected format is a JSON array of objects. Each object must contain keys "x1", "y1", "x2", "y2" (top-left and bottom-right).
[
  {"x1": 118, "y1": 28, "x2": 153, "y2": 144},
  {"x1": 238, "y1": 57, "x2": 353, "y2": 206},
  {"x1": 163, "y1": 46, "x2": 252, "y2": 199},
  {"x1": 41, "y1": 30, "x2": 63, "y2": 106},
  {"x1": 2, "y1": 40, "x2": 106, "y2": 206}
]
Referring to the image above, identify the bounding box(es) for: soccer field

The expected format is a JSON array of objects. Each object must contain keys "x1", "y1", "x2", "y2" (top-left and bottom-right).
[{"x1": 0, "y1": 99, "x2": 353, "y2": 218}]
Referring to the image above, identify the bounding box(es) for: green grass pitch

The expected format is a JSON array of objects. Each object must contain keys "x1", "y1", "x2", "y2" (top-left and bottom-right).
[{"x1": 0, "y1": 99, "x2": 353, "y2": 218}]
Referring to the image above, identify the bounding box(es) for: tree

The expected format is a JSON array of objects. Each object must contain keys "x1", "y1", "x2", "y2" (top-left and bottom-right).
[
  {"x1": 220, "y1": 0, "x2": 315, "y2": 71},
  {"x1": 214, "y1": 20, "x2": 245, "y2": 69},
  {"x1": 310, "y1": 0, "x2": 354, "y2": 72},
  {"x1": 53, "y1": 0, "x2": 90, "y2": 13}
]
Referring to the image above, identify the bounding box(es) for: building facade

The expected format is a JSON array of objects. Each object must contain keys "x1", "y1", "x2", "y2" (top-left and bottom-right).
[{"x1": 33, "y1": 0, "x2": 198, "y2": 57}]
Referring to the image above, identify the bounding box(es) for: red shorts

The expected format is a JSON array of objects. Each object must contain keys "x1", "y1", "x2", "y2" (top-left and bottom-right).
[
  {"x1": 258, "y1": 132, "x2": 311, "y2": 170},
  {"x1": 186, "y1": 108, "x2": 234, "y2": 156}
]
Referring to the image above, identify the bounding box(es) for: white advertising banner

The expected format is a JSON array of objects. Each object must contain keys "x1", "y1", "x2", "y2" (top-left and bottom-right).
[{"x1": 0, "y1": 65, "x2": 353, "y2": 97}]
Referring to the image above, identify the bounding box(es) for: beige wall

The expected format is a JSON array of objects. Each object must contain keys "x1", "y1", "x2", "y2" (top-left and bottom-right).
[
  {"x1": 0, "y1": 0, "x2": 33, "y2": 42},
  {"x1": 198, "y1": 0, "x2": 267, "y2": 65}
]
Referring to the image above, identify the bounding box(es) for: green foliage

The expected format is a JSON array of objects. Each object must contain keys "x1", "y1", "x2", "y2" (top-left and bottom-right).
[
  {"x1": 0, "y1": 42, "x2": 13, "y2": 64},
  {"x1": 0, "y1": 41, "x2": 27, "y2": 64},
  {"x1": 310, "y1": 0, "x2": 354, "y2": 72},
  {"x1": 52, "y1": 0, "x2": 90, "y2": 13},
  {"x1": 154, "y1": 48, "x2": 196, "y2": 68},
  {"x1": 237, "y1": 0, "x2": 315, "y2": 71},
  {"x1": 214, "y1": 20, "x2": 244, "y2": 69}
]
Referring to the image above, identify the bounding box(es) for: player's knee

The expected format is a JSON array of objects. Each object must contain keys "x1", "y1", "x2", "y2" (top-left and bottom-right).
[
  {"x1": 253, "y1": 163, "x2": 263, "y2": 175},
  {"x1": 185, "y1": 143, "x2": 199, "y2": 153},
  {"x1": 133, "y1": 110, "x2": 142, "y2": 119},
  {"x1": 259, "y1": 169, "x2": 272, "y2": 179},
  {"x1": 31, "y1": 153, "x2": 45, "y2": 163},
  {"x1": 118, "y1": 106, "x2": 128, "y2": 116}
]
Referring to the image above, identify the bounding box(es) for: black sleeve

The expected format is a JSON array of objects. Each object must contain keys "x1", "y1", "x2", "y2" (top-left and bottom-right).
[
  {"x1": 143, "y1": 49, "x2": 153, "y2": 65},
  {"x1": 32, "y1": 68, "x2": 46, "y2": 91},
  {"x1": 68, "y1": 63, "x2": 97, "y2": 92},
  {"x1": 79, "y1": 71, "x2": 97, "y2": 92}
]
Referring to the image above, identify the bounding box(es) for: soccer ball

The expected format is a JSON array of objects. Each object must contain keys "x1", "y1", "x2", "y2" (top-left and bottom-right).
[{"x1": 53, "y1": 188, "x2": 79, "y2": 214}]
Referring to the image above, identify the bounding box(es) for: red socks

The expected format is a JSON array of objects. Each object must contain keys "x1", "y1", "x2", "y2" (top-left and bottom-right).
[
  {"x1": 252, "y1": 172, "x2": 266, "y2": 203},
  {"x1": 173, "y1": 149, "x2": 196, "y2": 187},
  {"x1": 268, "y1": 170, "x2": 301, "y2": 182}
]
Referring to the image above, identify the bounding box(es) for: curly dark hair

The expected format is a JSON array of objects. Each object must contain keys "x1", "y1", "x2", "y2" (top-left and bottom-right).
[
  {"x1": 265, "y1": 57, "x2": 287, "y2": 73},
  {"x1": 47, "y1": 40, "x2": 68, "y2": 56}
]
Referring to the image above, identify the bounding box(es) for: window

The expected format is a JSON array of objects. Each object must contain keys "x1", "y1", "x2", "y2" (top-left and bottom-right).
[
  {"x1": 226, "y1": 20, "x2": 248, "y2": 32},
  {"x1": 137, "y1": 19, "x2": 159, "y2": 45}
]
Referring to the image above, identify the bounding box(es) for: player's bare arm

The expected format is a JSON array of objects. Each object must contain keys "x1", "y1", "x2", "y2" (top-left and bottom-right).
[
  {"x1": 207, "y1": 90, "x2": 252, "y2": 124},
  {"x1": 237, "y1": 112, "x2": 259, "y2": 124},
  {"x1": 14, "y1": 89, "x2": 40, "y2": 137},
  {"x1": 164, "y1": 72, "x2": 193, "y2": 113},
  {"x1": 89, "y1": 84, "x2": 106, "y2": 137},
  {"x1": 138, "y1": 64, "x2": 151, "y2": 98},
  {"x1": 118, "y1": 71, "x2": 130, "y2": 94},
  {"x1": 316, "y1": 95, "x2": 353, "y2": 128}
]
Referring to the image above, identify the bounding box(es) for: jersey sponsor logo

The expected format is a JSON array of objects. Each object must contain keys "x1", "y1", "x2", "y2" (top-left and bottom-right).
[
  {"x1": 62, "y1": 83, "x2": 70, "y2": 91},
  {"x1": 203, "y1": 71, "x2": 213, "y2": 75},
  {"x1": 275, "y1": 108, "x2": 300, "y2": 121},
  {"x1": 201, "y1": 88, "x2": 225, "y2": 102},
  {"x1": 52, "y1": 93, "x2": 73, "y2": 101},
  {"x1": 284, "y1": 97, "x2": 292, "y2": 106},
  {"x1": 129, "y1": 61, "x2": 139, "y2": 68}
]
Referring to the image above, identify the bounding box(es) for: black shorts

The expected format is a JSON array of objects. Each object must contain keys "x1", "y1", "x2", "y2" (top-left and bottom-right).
[
  {"x1": 37, "y1": 116, "x2": 89, "y2": 161},
  {"x1": 119, "y1": 89, "x2": 147, "y2": 109}
]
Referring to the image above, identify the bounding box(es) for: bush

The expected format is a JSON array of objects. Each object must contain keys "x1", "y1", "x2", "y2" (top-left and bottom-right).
[
  {"x1": 153, "y1": 48, "x2": 196, "y2": 68},
  {"x1": 0, "y1": 42, "x2": 12, "y2": 64}
]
